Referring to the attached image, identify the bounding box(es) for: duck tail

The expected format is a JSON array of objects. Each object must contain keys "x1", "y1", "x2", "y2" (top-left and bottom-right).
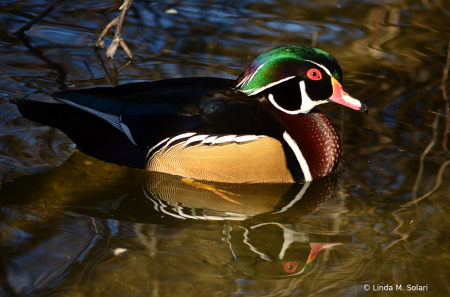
[
  {"x1": 11, "y1": 99, "x2": 67, "y2": 128},
  {"x1": 11, "y1": 99, "x2": 148, "y2": 168}
]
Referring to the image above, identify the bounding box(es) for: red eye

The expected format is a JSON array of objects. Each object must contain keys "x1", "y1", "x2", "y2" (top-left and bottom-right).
[
  {"x1": 307, "y1": 68, "x2": 322, "y2": 80},
  {"x1": 284, "y1": 261, "x2": 298, "y2": 273}
]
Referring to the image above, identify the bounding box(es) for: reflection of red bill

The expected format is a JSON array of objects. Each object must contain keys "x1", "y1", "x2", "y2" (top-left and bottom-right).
[
  {"x1": 307, "y1": 242, "x2": 343, "y2": 264},
  {"x1": 330, "y1": 77, "x2": 368, "y2": 114}
]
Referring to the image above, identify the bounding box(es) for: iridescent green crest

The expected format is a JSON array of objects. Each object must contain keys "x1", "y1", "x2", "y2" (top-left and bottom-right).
[{"x1": 234, "y1": 45, "x2": 343, "y2": 95}]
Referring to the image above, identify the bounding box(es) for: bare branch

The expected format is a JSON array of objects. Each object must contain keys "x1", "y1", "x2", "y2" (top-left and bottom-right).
[
  {"x1": 95, "y1": 15, "x2": 120, "y2": 48},
  {"x1": 105, "y1": 0, "x2": 134, "y2": 59},
  {"x1": 441, "y1": 35, "x2": 450, "y2": 150}
]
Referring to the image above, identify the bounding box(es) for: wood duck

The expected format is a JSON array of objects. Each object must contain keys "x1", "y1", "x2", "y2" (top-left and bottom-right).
[{"x1": 14, "y1": 45, "x2": 367, "y2": 183}]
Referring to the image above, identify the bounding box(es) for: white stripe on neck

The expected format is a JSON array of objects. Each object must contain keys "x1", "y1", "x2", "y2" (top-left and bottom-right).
[{"x1": 283, "y1": 131, "x2": 312, "y2": 181}]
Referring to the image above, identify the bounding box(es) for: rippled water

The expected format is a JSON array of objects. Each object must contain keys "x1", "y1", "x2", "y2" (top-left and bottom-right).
[{"x1": 1, "y1": 0, "x2": 450, "y2": 296}]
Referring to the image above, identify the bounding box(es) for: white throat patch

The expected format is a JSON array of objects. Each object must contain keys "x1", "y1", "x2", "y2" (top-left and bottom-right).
[
  {"x1": 298, "y1": 80, "x2": 329, "y2": 113},
  {"x1": 268, "y1": 81, "x2": 329, "y2": 114}
]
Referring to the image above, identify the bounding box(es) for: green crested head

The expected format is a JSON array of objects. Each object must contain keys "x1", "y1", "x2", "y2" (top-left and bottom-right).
[{"x1": 234, "y1": 45, "x2": 343, "y2": 96}]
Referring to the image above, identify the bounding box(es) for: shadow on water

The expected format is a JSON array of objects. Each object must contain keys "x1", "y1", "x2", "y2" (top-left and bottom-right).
[{"x1": 0, "y1": 0, "x2": 450, "y2": 296}]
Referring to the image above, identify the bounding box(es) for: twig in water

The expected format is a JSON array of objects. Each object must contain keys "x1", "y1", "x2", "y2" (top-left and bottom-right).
[
  {"x1": 95, "y1": 16, "x2": 120, "y2": 48},
  {"x1": 441, "y1": 35, "x2": 450, "y2": 150},
  {"x1": 385, "y1": 110, "x2": 445, "y2": 251},
  {"x1": 95, "y1": 0, "x2": 134, "y2": 59},
  {"x1": 94, "y1": 48, "x2": 131, "y2": 86}
]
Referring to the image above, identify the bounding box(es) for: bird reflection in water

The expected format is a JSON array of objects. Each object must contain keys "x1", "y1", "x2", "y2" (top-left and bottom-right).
[{"x1": 141, "y1": 171, "x2": 350, "y2": 278}]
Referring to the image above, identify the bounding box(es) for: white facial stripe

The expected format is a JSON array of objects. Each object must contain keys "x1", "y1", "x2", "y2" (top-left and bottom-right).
[
  {"x1": 265, "y1": 81, "x2": 328, "y2": 114},
  {"x1": 283, "y1": 131, "x2": 312, "y2": 181},
  {"x1": 246, "y1": 76, "x2": 296, "y2": 96},
  {"x1": 236, "y1": 73, "x2": 251, "y2": 88},
  {"x1": 237, "y1": 61, "x2": 267, "y2": 88},
  {"x1": 299, "y1": 80, "x2": 329, "y2": 113},
  {"x1": 268, "y1": 93, "x2": 303, "y2": 115},
  {"x1": 268, "y1": 85, "x2": 328, "y2": 115},
  {"x1": 201, "y1": 136, "x2": 218, "y2": 144},
  {"x1": 247, "y1": 62, "x2": 267, "y2": 85},
  {"x1": 240, "y1": 58, "x2": 334, "y2": 97},
  {"x1": 303, "y1": 59, "x2": 332, "y2": 76}
]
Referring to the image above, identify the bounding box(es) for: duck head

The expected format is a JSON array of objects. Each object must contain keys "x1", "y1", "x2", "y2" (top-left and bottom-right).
[{"x1": 234, "y1": 45, "x2": 368, "y2": 114}]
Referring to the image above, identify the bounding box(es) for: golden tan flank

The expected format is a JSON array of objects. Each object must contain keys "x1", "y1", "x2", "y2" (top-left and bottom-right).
[{"x1": 146, "y1": 136, "x2": 295, "y2": 183}]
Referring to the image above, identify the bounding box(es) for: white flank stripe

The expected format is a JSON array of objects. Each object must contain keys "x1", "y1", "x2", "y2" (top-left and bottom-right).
[
  {"x1": 234, "y1": 135, "x2": 259, "y2": 142},
  {"x1": 283, "y1": 131, "x2": 312, "y2": 181},
  {"x1": 120, "y1": 122, "x2": 138, "y2": 145},
  {"x1": 163, "y1": 132, "x2": 196, "y2": 149},
  {"x1": 147, "y1": 137, "x2": 169, "y2": 159},
  {"x1": 201, "y1": 136, "x2": 218, "y2": 144},
  {"x1": 184, "y1": 134, "x2": 209, "y2": 146},
  {"x1": 213, "y1": 135, "x2": 237, "y2": 144}
]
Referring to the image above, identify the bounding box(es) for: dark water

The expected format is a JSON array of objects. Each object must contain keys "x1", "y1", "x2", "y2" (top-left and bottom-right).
[{"x1": 1, "y1": 0, "x2": 449, "y2": 296}]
